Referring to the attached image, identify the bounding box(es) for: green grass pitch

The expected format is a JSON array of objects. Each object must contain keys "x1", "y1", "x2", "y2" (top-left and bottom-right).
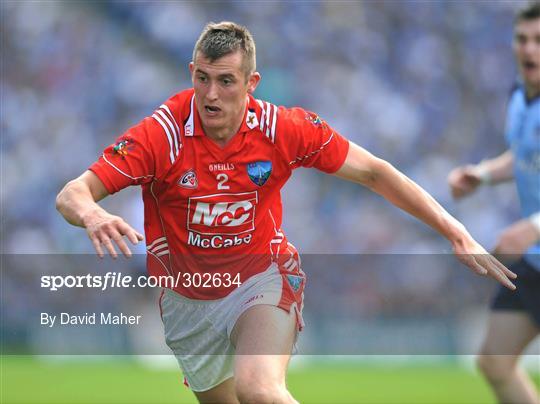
[{"x1": 1, "y1": 356, "x2": 538, "y2": 403}]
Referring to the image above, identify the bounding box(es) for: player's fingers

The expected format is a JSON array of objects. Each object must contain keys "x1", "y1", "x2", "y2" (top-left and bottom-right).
[
  {"x1": 488, "y1": 266, "x2": 516, "y2": 290},
  {"x1": 100, "y1": 236, "x2": 118, "y2": 259},
  {"x1": 125, "y1": 232, "x2": 139, "y2": 245},
  {"x1": 113, "y1": 235, "x2": 133, "y2": 258},
  {"x1": 460, "y1": 254, "x2": 487, "y2": 275},
  {"x1": 476, "y1": 255, "x2": 516, "y2": 290},
  {"x1": 89, "y1": 234, "x2": 104, "y2": 258},
  {"x1": 108, "y1": 227, "x2": 133, "y2": 258},
  {"x1": 117, "y1": 222, "x2": 143, "y2": 245},
  {"x1": 123, "y1": 228, "x2": 140, "y2": 245},
  {"x1": 489, "y1": 255, "x2": 517, "y2": 279}
]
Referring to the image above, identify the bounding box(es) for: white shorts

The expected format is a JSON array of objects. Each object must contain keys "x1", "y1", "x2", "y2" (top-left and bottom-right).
[{"x1": 159, "y1": 262, "x2": 305, "y2": 392}]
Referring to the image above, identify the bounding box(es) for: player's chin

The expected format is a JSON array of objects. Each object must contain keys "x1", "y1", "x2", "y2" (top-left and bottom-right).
[
  {"x1": 201, "y1": 118, "x2": 224, "y2": 129},
  {"x1": 522, "y1": 71, "x2": 540, "y2": 87}
]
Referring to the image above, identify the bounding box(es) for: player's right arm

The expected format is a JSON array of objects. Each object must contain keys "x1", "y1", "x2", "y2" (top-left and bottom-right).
[
  {"x1": 447, "y1": 150, "x2": 514, "y2": 199},
  {"x1": 56, "y1": 170, "x2": 143, "y2": 258},
  {"x1": 56, "y1": 96, "x2": 183, "y2": 258}
]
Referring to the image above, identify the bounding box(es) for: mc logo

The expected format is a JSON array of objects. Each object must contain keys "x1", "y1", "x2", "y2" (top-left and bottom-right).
[{"x1": 187, "y1": 191, "x2": 258, "y2": 235}]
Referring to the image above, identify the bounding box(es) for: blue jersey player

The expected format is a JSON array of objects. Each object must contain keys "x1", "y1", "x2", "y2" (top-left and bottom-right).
[{"x1": 448, "y1": 3, "x2": 540, "y2": 403}]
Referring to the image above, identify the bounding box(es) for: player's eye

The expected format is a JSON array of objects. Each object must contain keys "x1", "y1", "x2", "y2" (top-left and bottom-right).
[
  {"x1": 198, "y1": 75, "x2": 208, "y2": 83},
  {"x1": 222, "y1": 78, "x2": 233, "y2": 86},
  {"x1": 515, "y1": 35, "x2": 527, "y2": 45}
]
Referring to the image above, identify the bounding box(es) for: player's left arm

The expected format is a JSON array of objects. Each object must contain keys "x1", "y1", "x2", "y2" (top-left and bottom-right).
[{"x1": 333, "y1": 141, "x2": 517, "y2": 290}]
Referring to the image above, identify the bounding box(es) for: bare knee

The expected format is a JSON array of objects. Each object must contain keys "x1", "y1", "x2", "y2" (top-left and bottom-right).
[
  {"x1": 476, "y1": 354, "x2": 519, "y2": 384},
  {"x1": 235, "y1": 376, "x2": 289, "y2": 404}
]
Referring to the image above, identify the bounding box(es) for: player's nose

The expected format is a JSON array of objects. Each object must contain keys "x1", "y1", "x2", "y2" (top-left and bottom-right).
[{"x1": 206, "y1": 82, "x2": 219, "y2": 101}]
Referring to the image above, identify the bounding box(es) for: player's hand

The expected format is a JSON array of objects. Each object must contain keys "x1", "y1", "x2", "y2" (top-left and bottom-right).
[
  {"x1": 447, "y1": 165, "x2": 483, "y2": 199},
  {"x1": 82, "y1": 209, "x2": 144, "y2": 259},
  {"x1": 451, "y1": 234, "x2": 517, "y2": 290},
  {"x1": 493, "y1": 219, "x2": 540, "y2": 264}
]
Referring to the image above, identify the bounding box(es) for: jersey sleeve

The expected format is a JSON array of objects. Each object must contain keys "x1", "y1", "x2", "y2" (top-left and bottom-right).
[
  {"x1": 276, "y1": 107, "x2": 349, "y2": 173},
  {"x1": 89, "y1": 101, "x2": 182, "y2": 194}
]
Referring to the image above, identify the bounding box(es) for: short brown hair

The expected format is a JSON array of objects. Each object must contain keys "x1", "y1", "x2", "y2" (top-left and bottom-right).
[
  {"x1": 515, "y1": 2, "x2": 540, "y2": 25},
  {"x1": 193, "y1": 21, "x2": 256, "y2": 77}
]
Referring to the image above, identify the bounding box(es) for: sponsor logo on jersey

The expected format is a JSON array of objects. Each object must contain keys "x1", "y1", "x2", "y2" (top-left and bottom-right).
[
  {"x1": 246, "y1": 109, "x2": 259, "y2": 129},
  {"x1": 247, "y1": 161, "x2": 272, "y2": 186},
  {"x1": 209, "y1": 163, "x2": 235, "y2": 172},
  {"x1": 184, "y1": 123, "x2": 193, "y2": 136},
  {"x1": 187, "y1": 232, "x2": 252, "y2": 249},
  {"x1": 112, "y1": 138, "x2": 133, "y2": 158},
  {"x1": 187, "y1": 191, "x2": 258, "y2": 235},
  {"x1": 286, "y1": 274, "x2": 303, "y2": 292},
  {"x1": 179, "y1": 169, "x2": 198, "y2": 189}
]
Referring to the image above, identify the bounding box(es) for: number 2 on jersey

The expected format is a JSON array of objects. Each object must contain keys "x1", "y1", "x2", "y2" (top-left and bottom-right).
[{"x1": 217, "y1": 173, "x2": 230, "y2": 190}]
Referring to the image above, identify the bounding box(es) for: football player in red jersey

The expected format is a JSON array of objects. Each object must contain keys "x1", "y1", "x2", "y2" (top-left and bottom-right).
[{"x1": 57, "y1": 21, "x2": 517, "y2": 404}]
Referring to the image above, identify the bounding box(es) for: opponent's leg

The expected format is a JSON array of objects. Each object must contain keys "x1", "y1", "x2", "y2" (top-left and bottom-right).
[
  {"x1": 193, "y1": 377, "x2": 239, "y2": 404},
  {"x1": 231, "y1": 304, "x2": 298, "y2": 404},
  {"x1": 476, "y1": 311, "x2": 539, "y2": 404}
]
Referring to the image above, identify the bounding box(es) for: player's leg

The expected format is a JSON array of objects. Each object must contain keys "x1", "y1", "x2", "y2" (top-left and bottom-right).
[
  {"x1": 476, "y1": 311, "x2": 539, "y2": 404},
  {"x1": 192, "y1": 377, "x2": 238, "y2": 404},
  {"x1": 160, "y1": 289, "x2": 238, "y2": 403},
  {"x1": 231, "y1": 304, "x2": 298, "y2": 404}
]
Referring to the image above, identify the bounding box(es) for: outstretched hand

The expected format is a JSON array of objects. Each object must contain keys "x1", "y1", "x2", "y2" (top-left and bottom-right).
[
  {"x1": 83, "y1": 209, "x2": 144, "y2": 259},
  {"x1": 452, "y1": 235, "x2": 517, "y2": 290}
]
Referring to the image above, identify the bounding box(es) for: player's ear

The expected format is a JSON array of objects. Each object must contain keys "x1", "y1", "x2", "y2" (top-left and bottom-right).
[
  {"x1": 247, "y1": 71, "x2": 261, "y2": 94},
  {"x1": 189, "y1": 62, "x2": 195, "y2": 77}
]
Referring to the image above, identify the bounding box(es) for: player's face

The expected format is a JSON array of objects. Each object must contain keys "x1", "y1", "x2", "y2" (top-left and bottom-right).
[
  {"x1": 513, "y1": 18, "x2": 540, "y2": 92},
  {"x1": 190, "y1": 51, "x2": 260, "y2": 138}
]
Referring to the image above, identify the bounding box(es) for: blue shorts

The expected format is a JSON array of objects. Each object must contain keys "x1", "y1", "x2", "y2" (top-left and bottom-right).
[{"x1": 491, "y1": 258, "x2": 540, "y2": 326}]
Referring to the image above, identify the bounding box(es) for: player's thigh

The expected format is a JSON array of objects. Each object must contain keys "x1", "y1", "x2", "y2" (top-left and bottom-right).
[
  {"x1": 193, "y1": 377, "x2": 238, "y2": 404},
  {"x1": 479, "y1": 311, "x2": 539, "y2": 356},
  {"x1": 231, "y1": 304, "x2": 297, "y2": 382}
]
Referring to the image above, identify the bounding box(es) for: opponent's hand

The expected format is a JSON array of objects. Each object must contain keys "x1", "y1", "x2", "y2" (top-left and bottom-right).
[
  {"x1": 452, "y1": 235, "x2": 517, "y2": 290},
  {"x1": 82, "y1": 209, "x2": 144, "y2": 259},
  {"x1": 447, "y1": 165, "x2": 483, "y2": 199},
  {"x1": 493, "y1": 219, "x2": 540, "y2": 263}
]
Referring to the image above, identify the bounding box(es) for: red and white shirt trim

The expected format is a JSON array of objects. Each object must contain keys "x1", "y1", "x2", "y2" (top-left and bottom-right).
[{"x1": 152, "y1": 104, "x2": 181, "y2": 164}]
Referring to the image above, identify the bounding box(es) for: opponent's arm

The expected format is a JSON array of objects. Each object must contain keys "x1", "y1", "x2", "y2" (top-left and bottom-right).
[
  {"x1": 447, "y1": 149, "x2": 539, "y2": 260},
  {"x1": 56, "y1": 170, "x2": 143, "y2": 258},
  {"x1": 493, "y1": 215, "x2": 540, "y2": 260},
  {"x1": 334, "y1": 141, "x2": 517, "y2": 290},
  {"x1": 448, "y1": 150, "x2": 514, "y2": 199}
]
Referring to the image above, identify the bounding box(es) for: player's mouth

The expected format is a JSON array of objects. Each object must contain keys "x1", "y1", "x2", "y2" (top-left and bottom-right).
[
  {"x1": 204, "y1": 105, "x2": 222, "y2": 116},
  {"x1": 522, "y1": 60, "x2": 539, "y2": 73}
]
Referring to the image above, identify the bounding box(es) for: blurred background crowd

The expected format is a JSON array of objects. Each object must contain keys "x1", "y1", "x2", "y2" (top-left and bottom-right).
[{"x1": 1, "y1": 1, "x2": 533, "y2": 355}]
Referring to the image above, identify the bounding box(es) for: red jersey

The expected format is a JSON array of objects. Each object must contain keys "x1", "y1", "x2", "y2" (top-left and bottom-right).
[{"x1": 90, "y1": 89, "x2": 349, "y2": 299}]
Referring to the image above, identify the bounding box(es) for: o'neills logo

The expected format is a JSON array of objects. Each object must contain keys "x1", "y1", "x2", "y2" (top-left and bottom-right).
[
  {"x1": 179, "y1": 169, "x2": 198, "y2": 189},
  {"x1": 209, "y1": 163, "x2": 235, "y2": 172}
]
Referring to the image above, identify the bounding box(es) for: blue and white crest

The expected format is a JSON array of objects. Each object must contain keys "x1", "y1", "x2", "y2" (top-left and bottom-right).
[
  {"x1": 286, "y1": 274, "x2": 303, "y2": 292},
  {"x1": 247, "y1": 161, "x2": 272, "y2": 186}
]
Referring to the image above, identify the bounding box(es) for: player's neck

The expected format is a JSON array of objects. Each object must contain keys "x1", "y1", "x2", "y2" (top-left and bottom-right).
[
  {"x1": 525, "y1": 84, "x2": 540, "y2": 101},
  {"x1": 203, "y1": 114, "x2": 244, "y2": 148}
]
